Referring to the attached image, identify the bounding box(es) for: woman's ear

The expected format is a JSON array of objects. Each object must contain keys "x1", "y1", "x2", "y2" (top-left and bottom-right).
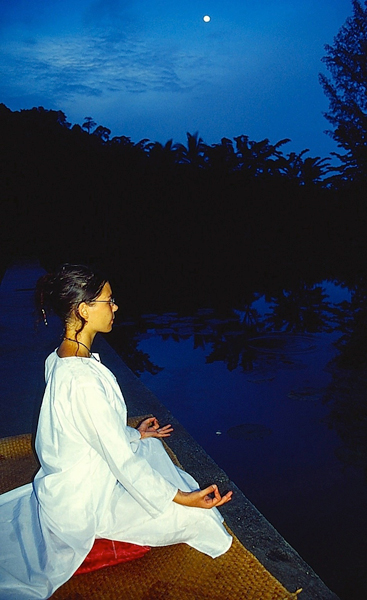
[{"x1": 78, "y1": 302, "x2": 89, "y2": 321}]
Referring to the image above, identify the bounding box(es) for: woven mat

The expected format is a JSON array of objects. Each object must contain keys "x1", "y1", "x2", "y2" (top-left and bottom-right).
[{"x1": 0, "y1": 424, "x2": 302, "y2": 600}]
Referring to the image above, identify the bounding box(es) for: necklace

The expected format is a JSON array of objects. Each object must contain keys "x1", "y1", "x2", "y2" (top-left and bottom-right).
[{"x1": 63, "y1": 337, "x2": 94, "y2": 358}]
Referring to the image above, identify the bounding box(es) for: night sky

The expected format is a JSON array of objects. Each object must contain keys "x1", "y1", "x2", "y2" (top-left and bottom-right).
[{"x1": 0, "y1": 0, "x2": 353, "y2": 158}]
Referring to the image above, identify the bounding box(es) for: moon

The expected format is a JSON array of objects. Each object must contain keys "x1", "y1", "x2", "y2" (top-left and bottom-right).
[{"x1": 203, "y1": 15, "x2": 211, "y2": 22}]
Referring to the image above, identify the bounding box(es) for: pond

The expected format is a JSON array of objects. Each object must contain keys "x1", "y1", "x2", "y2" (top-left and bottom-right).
[{"x1": 109, "y1": 280, "x2": 367, "y2": 600}]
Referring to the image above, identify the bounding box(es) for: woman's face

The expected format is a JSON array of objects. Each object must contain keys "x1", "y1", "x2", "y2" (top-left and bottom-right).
[{"x1": 84, "y1": 282, "x2": 118, "y2": 334}]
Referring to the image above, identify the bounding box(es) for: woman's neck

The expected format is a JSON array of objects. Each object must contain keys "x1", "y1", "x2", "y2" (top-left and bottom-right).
[{"x1": 59, "y1": 329, "x2": 96, "y2": 358}]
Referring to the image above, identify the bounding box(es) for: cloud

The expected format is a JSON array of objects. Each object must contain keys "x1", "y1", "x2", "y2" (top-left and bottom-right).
[{"x1": 0, "y1": 27, "x2": 220, "y2": 107}]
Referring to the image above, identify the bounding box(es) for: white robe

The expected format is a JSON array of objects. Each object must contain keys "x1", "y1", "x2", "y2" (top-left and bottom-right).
[{"x1": 0, "y1": 351, "x2": 232, "y2": 599}]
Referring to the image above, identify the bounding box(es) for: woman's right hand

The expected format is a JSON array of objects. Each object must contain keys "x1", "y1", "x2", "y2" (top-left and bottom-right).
[
  {"x1": 138, "y1": 417, "x2": 173, "y2": 439},
  {"x1": 173, "y1": 485, "x2": 232, "y2": 509}
]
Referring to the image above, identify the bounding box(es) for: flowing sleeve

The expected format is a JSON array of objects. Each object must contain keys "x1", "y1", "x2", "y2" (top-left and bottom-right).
[
  {"x1": 69, "y1": 375, "x2": 177, "y2": 518},
  {"x1": 125, "y1": 425, "x2": 141, "y2": 446}
]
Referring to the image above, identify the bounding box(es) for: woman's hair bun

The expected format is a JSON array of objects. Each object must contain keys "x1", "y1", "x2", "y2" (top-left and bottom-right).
[{"x1": 35, "y1": 264, "x2": 107, "y2": 323}]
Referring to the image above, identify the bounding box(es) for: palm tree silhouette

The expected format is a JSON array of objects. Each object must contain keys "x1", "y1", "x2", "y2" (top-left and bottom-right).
[
  {"x1": 234, "y1": 135, "x2": 290, "y2": 176},
  {"x1": 177, "y1": 132, "x2": 208, "y2": 168},
  {"x1": 82, "y1": 116, "x2": 96, "y2": 134}
]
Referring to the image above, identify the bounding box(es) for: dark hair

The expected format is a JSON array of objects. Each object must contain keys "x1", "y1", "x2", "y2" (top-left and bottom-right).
[{"x1": 35, "y1": 264, "x2": 108, "y2": 334}]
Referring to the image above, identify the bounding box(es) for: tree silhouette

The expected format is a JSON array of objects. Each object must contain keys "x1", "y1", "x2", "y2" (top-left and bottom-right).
[
  {"x1": 319, "y1": 0, "x2": 367, "y2": 177},
  {"x1": 233, "y1": 135, "x2": 290, "y2": 176},
  {"x1": 2, "y1": 102, "x2": 364, "y2": 314},
  {"x1": 206, "y1": 138, "x2": 238, "y2": 173},
  {"x1": 82, "y1": 116, "x2": 96, "y2": 134},
  {"x1": 277, "y1": 150, "x2": 332, "y2": 186},
  {"x1": 177, "y1": 131, "x2": 208, "y2": 167},
  {"x1": 147, "y1": 139, "x2": 182, "y2": 168},
  {"x1": 93, "y1": 125, "x2": 111, "y2": 142}
]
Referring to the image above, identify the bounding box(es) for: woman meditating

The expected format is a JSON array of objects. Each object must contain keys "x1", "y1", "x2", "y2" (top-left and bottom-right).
[{"x1": 0, "y1": 264, "x2": 232, "y2": 599}]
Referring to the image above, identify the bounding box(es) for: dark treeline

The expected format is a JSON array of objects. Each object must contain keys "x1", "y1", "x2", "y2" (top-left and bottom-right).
[{"x1": 1, "y1": 102, "x2": 366, "y2": 313}]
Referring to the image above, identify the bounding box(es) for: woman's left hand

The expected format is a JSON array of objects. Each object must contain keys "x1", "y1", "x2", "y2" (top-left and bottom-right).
[
  {"x1": 173, "y1": 485, "x2": 233, "y2": 509},
  {"x1": 138, "y1": 417, "x2": 173, "y2": 439}
]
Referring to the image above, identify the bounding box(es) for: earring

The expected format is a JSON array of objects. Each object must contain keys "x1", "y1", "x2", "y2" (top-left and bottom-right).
[{"x1": 41, "y1": 308, "x2": 48, "y2": 326}]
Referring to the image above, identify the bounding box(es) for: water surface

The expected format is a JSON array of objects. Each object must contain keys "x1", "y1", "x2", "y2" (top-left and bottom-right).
[{"x1": 111, "y1": 281, "x2": 367, "y2": 600}]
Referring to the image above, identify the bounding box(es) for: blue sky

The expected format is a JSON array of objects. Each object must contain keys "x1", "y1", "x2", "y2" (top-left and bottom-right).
[{"x1": 0, "y1": 0, "x2": 353, "y2": 158}]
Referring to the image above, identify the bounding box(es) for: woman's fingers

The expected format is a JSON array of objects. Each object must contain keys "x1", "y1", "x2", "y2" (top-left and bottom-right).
[
  {"x1": 173, "y1": 487, "x2": 232, "y2": 508},
  {"x1": 202, "y1": 485, "x2": 233, "y2": 507},
  {"x1": 140, "y1": 422, "x2": 174, "y2": 438},
  {"x1": 143, "y1": 418, "x2": 174, "y2": 433},
  {"x1": 139, "y1": 417, "x2": 159, "y2": 431},
  {"x1": 213, "y1": 490, "x2": 233, "y2": 507},
  {"x1": 157, "y1": 424, "x2": 174, "y2": 435}
]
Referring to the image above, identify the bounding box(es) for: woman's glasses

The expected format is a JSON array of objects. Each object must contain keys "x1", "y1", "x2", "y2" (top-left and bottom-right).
[{"x1": 93, "y1": 298, "x2": 116, "y2": 306}]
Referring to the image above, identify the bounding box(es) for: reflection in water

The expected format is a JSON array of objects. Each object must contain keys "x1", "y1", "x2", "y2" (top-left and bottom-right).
[
  {"x1": 110, "y1": 280, "x2": 365, "y2": 475},
  {"x1": 264, "y1": 284, "x2": 335, "y2": 333},
  {"x1": 108, "y1": 279, "x2": 367, "y2": 600},
  {"x1": 247, "y1": 334, "x2": 317, "y2": 354}
]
